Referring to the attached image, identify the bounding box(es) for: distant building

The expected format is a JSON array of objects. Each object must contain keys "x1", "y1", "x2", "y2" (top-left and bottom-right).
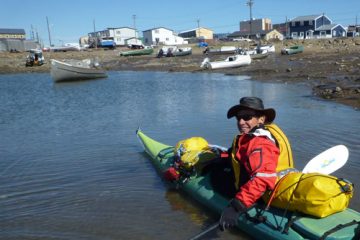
[
  {"x1": 273, "y1": 23, "x2": 288, "y2": 37},
  {"x1": 263, "y1": 29, "x2": 284, "y2": 40},
  {"x1": 346, "y1": 25, "x2": 360, "y2": 37},
  {"x1": 288, "y1": 14, "x2": 346, "y2": 39},
  {"x1": 239, "y1": 18, "x2": 272, "y2": 38},
  {"x1": 0, "y1": 28, "x2": 39, "y2": 52},
  {"x1": 228, "y1": 29, "x2": 283, "y2": 41},
  {"x1": 142, "y1": 27, "x2": 188, "y2": 46},
  {"x1": 88, "y1": 27, "x2": 140, "y2": 46},
  {"x1": 0, "y1": 28, "x2": 26, "y2": 39},
  {"x1": 214, "y1": 33, "x2": 231, "y2": 40},
  {"x1": 79, "y1": 35, "x2": 89, "y2": 47},
  {"x1": 178, "y1": 27, "x2": 213, "y2": 40}
]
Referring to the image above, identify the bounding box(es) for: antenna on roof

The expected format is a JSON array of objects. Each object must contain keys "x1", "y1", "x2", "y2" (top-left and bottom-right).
[{"x1": 246, "y1": 0, "x2": 254, "y2": 37}]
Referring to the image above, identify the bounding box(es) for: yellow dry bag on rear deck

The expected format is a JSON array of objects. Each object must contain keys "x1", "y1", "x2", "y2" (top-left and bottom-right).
[{"x1": 266, "y1": 172, "x2": 353, "y2": 218}]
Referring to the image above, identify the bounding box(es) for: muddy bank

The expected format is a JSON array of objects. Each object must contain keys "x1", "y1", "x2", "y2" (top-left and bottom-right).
[{"x1": 0, "y1": 38, "x2": 359, "y2": 109}]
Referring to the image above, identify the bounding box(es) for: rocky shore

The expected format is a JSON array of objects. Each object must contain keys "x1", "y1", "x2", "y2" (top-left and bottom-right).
[{"x1": 1, "y1": 38, "x2": 359, "y2": 109}]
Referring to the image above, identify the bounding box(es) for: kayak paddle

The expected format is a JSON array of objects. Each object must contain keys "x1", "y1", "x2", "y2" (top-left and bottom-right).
[{"x1": 302, "y1": 145, "x2": 349, "y2": 174}]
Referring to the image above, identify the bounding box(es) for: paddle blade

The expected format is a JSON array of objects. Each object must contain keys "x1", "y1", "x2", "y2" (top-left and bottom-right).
[{"x1": 302, "y1": 145, "x2": 349, "y2": 174}]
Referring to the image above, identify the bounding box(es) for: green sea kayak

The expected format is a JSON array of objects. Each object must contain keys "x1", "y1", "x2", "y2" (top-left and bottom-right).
[{"x1": 136, "y1": 129, "x2": 360, "y2": 240}]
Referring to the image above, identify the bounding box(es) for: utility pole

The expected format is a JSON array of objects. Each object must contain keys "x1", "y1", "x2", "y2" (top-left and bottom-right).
[
  {"x1": 246, "y1": 0, "x2": 254, "y2": 38},
  {"x1": 30, "y1": 25, "x2": 34, "y2": 40},
  {"x1": 285, "y1": 16, "x2": 288, "y2": 38},
  {"x1": 133, "y1": 14, "x2": 137, "y2": 38},
  {"x1": 93, "y1": 19, "x2": 98, "y2": 48},
  {"x1": 197, "y1": 19, "x2": 201, "y2": 38},
  {"x1": 46, "y1": 16, "x2": 52, "y2": 47}
]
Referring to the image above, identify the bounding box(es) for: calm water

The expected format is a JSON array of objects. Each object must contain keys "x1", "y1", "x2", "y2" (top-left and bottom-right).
[{"x1": 0, "y1": 71, "x2": 359, "y2": 240}]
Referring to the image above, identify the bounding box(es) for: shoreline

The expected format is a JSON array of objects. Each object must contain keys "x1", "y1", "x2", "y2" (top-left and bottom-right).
[{"x1": 1, "y1": 39, "x2": 359, "y2": 109}]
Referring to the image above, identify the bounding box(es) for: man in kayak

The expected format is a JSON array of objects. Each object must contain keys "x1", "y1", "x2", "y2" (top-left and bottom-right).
[{"x1": 219, "y1": 96, "x2": 292, "y2": 230}]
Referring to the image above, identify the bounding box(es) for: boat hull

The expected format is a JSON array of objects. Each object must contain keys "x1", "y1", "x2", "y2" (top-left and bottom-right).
[
  {"x1": 50, "y1": 59, "x2": 107, "y2": 82},
  {"x1": 173, "y1": 48, "x2": 192, "y2": 57},
  {"x1": 120, "y1": 48, "x2": 154, "y2": 56},
  {"x1": 137, "y1": 130, "x2": 360, "y2": 240},
  {"x1": 206, "y1": 54, "x2": 251, "y2": 69},
  {"x1": 281, "y1": 45, "x2": 304, "y2": 55}
]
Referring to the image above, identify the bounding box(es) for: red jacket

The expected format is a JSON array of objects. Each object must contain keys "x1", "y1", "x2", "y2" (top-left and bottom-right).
[{"x1": 231, "y1": 127, "x2": 279, "y2": 208}]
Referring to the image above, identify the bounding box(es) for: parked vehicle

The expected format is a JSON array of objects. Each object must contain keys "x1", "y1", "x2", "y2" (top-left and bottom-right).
[
  {"x1": 99, "y1": 39, "x2": 116, "y2": 49},
  {"x1": 25, "y1": 49, "x2": 44, "y2": 67}
]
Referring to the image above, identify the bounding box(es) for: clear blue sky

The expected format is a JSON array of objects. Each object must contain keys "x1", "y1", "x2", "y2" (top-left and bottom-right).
[{"x1": 1, "y1": 0, "x2": 359, "y2": 46}]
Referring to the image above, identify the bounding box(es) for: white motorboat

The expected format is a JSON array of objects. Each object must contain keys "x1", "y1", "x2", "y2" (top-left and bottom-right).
[
  {"x1": 50, "y1": 59, "x2": 107, "y2": 82},
  {"x1": 200, "y1": 54, "x2": 251, "y2": 70}
]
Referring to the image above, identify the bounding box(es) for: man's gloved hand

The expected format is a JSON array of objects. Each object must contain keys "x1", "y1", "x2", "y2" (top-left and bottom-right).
[{"x1": 219, "y1": 198, "x2": 247, "y2": 231}]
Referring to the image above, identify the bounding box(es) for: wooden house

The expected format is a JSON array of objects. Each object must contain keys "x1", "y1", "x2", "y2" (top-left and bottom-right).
[
  {"x1": 88, "y1": 27, "x2": 139, "y2": 46},
  {"x1": 142, "y1": 27, "x2": 187, "y2": 46},
  {"x1": 0, "y1": 28, "x2": 26, "y2": 39},
  {"x1": 178, "y1": 27, "x2": 214, "y2": 40},
  {"x1": 288, "y1": 14, "x2": 346, "y2": 39},
  {"x1": 228, "y1": 29, "x2": 283, "y2": 41}
]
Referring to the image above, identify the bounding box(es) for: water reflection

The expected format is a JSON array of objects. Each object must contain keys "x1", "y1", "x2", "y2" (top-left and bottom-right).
[{"x1": 0, "y1": 71, "x2": 358, "y2": 240}]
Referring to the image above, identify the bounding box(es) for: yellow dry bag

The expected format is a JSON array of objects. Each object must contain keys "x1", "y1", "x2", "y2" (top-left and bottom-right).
[
  {"x1": 174, "y1": 137, "x2": 217, "y2": 170},
  {"x1": 265, "y1": 172, "x2": 353, "y2": 218}
]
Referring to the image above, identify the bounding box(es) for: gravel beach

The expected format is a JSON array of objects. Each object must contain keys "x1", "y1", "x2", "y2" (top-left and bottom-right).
[{"x1": 1, "y1": 38, "x2": 359, "y2": 109}]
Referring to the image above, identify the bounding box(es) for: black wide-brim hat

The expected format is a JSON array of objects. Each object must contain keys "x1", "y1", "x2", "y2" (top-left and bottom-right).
[{"x1": 227, "y1": 97, "x2": 276, "y2": 123}]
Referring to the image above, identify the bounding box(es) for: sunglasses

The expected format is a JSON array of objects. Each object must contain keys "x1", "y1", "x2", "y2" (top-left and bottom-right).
[{"x1": 236, "y1": 114, "x2": 257, "y2": 121}]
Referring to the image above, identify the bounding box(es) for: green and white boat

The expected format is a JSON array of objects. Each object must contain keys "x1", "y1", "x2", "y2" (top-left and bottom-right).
[
  {"x1": 120, "y1": 46, "x2": 154, "y2": 56},
  {"x1": 281, "y1": 45, "x2": 304, "y2": 55},
  {"x1": 136, "y1": 129, "x2": 360, "y2": 240}
]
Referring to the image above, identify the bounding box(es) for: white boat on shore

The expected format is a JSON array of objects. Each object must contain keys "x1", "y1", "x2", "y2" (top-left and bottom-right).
[
  {"x1": 200, "y1": 54, "x2": 251, "y2": 70},
  {"x1": 157, "y1": 46, "x2": 192, "y2": 57},
  {"x1": 50, "y1": 59, "x2": 107, "y2": 82},
  {"x1": 203, "y1": 46, "x2": 238, "y2": 55}
]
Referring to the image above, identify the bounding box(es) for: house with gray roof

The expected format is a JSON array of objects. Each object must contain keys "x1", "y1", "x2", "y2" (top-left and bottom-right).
[
  {"x1": 288, "y1": 14, "x2": 346, "y2": 39},
  {"x1": 0, "y1": 28, "x2": 26, "y2": 39}
]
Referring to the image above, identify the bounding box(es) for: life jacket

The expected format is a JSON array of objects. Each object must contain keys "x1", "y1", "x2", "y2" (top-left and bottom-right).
[
  {"x1": 264, "y1": 123, "x2": 294, "y2": 174},
  {"x1": 230, "y1": 123, "x2": 294, "y2": 189}
]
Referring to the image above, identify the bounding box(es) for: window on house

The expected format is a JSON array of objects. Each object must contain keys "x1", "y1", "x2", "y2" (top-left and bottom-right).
[
  {"x1": 299, "y1": 32, "x2": 304, "y2": 38},
  {"x1": 155, "y1": 29, "x2": 159, "y2": 33},
  {"x1": 320, "y1": 31, "x2": 326, "y2": 37},
  {"x1": 116, "y1": 31, "x2": 120, "y2": 35},
  {"x1": 304, "y1": 21, "x2": 309, "y2": 26},
  {"x1": 291, "y1": 32, "x2": 298, "y2": 38}
]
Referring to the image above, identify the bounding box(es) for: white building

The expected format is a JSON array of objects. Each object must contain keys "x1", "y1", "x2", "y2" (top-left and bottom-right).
[
  {"x1": 88, "y1": 27, "x2": 141, "y2": 46},
  {"x1": 142, "y1": 27, "x2": 188, "y2": 46}
]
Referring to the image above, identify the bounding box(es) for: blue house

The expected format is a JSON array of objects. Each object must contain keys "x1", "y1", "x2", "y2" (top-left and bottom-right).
[{"x1": 288, "y1": 14, "x2": 346, "y2": 39}]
